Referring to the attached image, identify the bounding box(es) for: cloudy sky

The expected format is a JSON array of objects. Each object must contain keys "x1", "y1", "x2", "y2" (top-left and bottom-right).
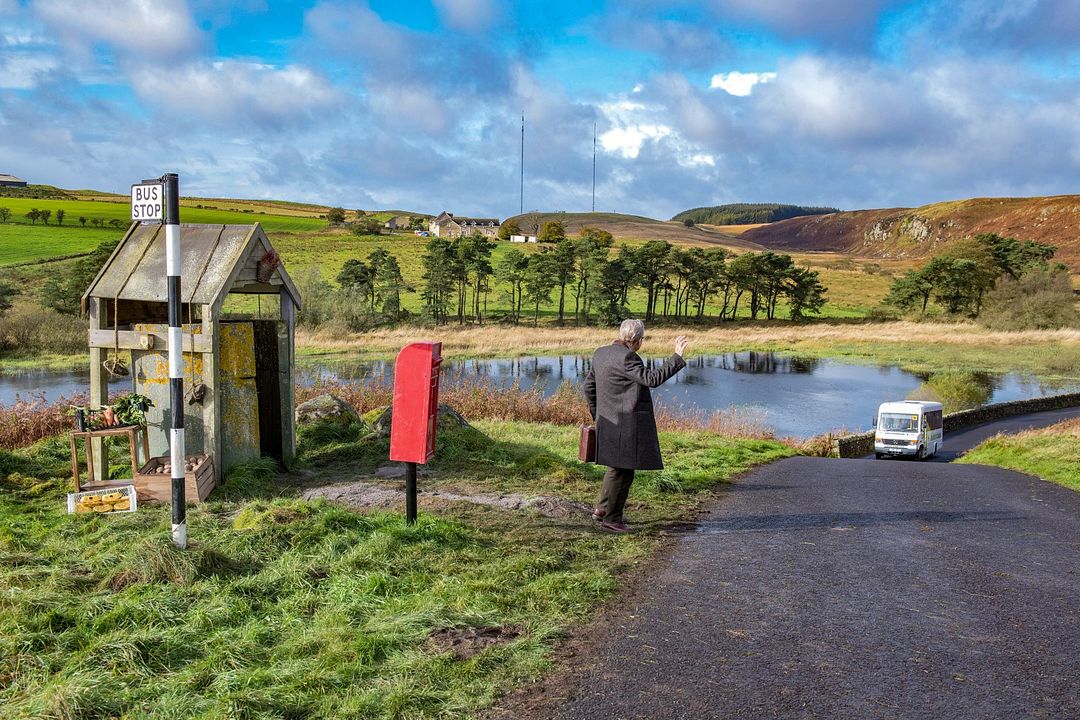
[{"x1": 2, "y1": 0, "x2": 1079, "y2": 218}]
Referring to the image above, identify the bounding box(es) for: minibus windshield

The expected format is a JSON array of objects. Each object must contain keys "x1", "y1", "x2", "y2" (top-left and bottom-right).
[{"x1": 879, "y1": 413, "x2": 919, "y2": 432}]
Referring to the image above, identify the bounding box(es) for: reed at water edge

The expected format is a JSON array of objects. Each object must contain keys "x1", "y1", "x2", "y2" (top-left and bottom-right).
[{"x1": 1, "y1": 378, "x2": 776, "y2": 452}]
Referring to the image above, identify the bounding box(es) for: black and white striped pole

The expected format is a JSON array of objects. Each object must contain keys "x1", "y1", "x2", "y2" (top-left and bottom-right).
[{"x1": 164, "y1": 173, "x2": 186, "y2": 548}]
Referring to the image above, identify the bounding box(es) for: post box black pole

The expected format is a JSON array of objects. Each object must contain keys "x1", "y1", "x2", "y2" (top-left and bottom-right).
[
  {"x1": 164, "y1": 172, "x2": 186, "y2": 549},
  {"x1": 405, "y1": 461, "x2": 417, "y2": 525}
]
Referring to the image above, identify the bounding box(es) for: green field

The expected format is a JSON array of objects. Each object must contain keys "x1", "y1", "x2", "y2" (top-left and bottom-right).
[
  {"x1": 269, "y1": 231, "x2": 885, "y2": 319},
  {"x1": 0, "y1": 418, "x2": 791, "y2": 718},
  {"x1": 0, "y1": 197, "x2": 328, "y2": 266},
  {"x1": 0, "y1": 223, "x2": 111, "y2": 266}
]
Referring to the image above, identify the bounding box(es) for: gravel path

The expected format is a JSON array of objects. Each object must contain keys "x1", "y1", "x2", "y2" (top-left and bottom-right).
[{"x1": 509, "y1": 456, "x2": 1080, "y2": 720}]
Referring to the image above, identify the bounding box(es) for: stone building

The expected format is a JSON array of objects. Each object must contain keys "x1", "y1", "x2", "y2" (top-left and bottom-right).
[{"x1": 429, "y1": 211, "x2": 500, "y2": 238}]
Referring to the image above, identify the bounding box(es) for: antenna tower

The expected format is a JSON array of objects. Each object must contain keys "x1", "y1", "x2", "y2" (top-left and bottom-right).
[{"x1": 519, "y1": 113, "x2": 524, "y2": 215}]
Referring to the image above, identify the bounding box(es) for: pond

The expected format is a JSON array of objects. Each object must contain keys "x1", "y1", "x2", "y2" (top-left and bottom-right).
[
  {"x1": 8, "y1": 352, "x2": 1067, "y2": 439},
  {"x1": 293, "y1": 353, "x2": 1074, "y2": 438}
]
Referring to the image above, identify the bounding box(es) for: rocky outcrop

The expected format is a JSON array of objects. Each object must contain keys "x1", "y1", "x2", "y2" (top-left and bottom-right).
[{"x1": 295, "y1": 394, "x2": 361, "y2": 426}]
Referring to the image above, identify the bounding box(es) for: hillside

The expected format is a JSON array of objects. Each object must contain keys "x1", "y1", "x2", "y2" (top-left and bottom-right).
[
  {"x1": 504, "y1": 211, "x2": 762, "y2": 251},
  {"x1": 672, "y1": 203, "x2": 838, "y2": 226},
  {"x1": 742, "y1": 195, "x2": 1080, "y2": 267}
]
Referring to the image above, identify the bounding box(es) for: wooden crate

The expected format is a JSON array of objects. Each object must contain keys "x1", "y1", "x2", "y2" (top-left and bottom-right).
[{"x1": 134, "y1": 454, "x2": 216, "y2": 503}]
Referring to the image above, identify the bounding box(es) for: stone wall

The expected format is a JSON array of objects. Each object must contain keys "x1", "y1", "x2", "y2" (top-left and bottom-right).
[{"x1": 830, "y1": 391, "x2": 1080, "y2": 458}]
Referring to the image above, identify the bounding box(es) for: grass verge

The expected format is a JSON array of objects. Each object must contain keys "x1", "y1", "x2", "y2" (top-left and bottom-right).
[
  {"x1": 956, "y1": 417, "x2": 1080, "y2": 491},
  {"x1": 0, "y1": 420, "x2": 792, "y2": 719}
]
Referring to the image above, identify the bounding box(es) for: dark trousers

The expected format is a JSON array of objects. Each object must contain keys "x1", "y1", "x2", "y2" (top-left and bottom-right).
[{"x1": 597, "y1": 467, "x2": 635, "y2": 523}]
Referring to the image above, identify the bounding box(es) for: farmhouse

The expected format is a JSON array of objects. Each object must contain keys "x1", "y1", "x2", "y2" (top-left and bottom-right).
[
  {"x1": 429, "y1": 211, "x2": 500, "y2": 238},
  {"x1": 0, "y1": 173, "x2": 27, "y2": 188}
]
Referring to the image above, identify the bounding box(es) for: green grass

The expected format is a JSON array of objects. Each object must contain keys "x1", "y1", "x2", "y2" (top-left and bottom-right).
[
  {"x1": 0, "y1": 224, "x2": 108, "y2": 266},
  {"x1": 0, "y1": 198, "x2": 328, "y2": 266},
  {"x1": 957, "y1": 420, "x2": 1080, "y2": 491},
  {"x1": 0, "y1": 420, "x2": 791, "y2": 719}
]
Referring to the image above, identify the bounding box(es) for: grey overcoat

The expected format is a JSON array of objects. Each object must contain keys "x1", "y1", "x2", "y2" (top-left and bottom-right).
[{"x1": 584, "y1": 342, "x2": 686, "y2": 470}]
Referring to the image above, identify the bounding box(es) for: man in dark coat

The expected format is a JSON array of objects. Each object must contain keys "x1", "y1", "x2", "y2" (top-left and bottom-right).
[{"x1": 584, "y1": 319, "x2": 689, "y2": 532}]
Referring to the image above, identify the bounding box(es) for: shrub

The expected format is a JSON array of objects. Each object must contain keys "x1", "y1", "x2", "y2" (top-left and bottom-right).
[
  {"x1": 979, "y1": 269, "x2": 1079, "y2": 331},
  {"x1": 0, "y1": 394, "x2": 84, "y2": 450},
  {"x1": 907, "y1": 370, "x2": 992, "y2": 412},
  {"x1": 0, "y1": 304, "x2": 85, "y2": 354}
]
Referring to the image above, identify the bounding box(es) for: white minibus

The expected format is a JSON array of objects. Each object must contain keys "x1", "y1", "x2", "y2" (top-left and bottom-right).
[{"x1": 873, "y1": 400, "x2": 943, "y2": 459}]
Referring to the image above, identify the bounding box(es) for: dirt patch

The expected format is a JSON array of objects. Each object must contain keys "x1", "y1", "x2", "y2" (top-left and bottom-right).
[
  {"x1": 428, "y1": 625, "x2": 521, "y2": 660},
  {"x1": 301, "y1": 481, "x2": 592, "y2": 519}
]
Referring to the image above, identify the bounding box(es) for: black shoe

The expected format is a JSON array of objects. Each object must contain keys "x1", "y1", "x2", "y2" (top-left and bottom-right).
[{"x1": 600, "y1": 520, "x2": 632, "y2": 533}]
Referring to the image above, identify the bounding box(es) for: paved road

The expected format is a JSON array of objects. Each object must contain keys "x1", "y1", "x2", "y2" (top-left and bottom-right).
[
  {"x1": 871, "y1": 406, "x2": 1080, "y2": 463},
  {"x1": 522, "y1": 457, "x2": 1080, "y2": 720}
]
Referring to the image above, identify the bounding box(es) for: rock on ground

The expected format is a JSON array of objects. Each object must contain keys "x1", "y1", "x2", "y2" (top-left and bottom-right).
[
  {"x1": 370, "y1": 404, "x2": 471, "y2": 438},
  {"x1": 295, "y1": 394, "x2": 361, "y2": 426}
]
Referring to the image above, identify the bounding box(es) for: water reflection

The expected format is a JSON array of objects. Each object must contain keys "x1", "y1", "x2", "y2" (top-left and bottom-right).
[
  {"x1": 284, "y1": 351, "x2": 1074, "y2": 438},
  {"x1": 906, "y1": 370, "x2": 997, "y2": 412},
  {"x1": 5, "y1": 351, "x2": 1076, "y2": 439}
]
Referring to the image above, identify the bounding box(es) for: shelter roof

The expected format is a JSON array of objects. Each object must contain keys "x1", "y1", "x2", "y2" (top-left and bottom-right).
[{"x1": 82, "y1": 223, "x2": 301, "y2": 311}]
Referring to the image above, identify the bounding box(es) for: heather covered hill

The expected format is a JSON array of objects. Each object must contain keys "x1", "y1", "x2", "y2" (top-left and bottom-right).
[{"x1": 741, "y1": 195, "x2": 1080, "y2": 267}]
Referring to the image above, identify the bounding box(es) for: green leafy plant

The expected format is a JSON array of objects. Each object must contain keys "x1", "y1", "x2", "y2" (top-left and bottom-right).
[{"x1": 113, "y1": 393, "x2": 154, "y2": 426}]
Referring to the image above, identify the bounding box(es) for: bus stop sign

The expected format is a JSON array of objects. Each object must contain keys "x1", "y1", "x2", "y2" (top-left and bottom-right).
[{"x1": 131, "y1": 181, "x2": 164, "y2": 223}]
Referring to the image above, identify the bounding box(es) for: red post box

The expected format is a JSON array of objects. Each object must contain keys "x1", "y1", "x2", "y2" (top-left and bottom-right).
[{"x1": 390, "y1": 341, "x2": 443, "y2": 464}]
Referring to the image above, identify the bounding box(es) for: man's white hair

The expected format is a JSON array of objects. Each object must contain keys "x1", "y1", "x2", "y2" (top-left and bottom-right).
[{"x1": 618, "y1": 318, "x2": 645, "y2": 344}]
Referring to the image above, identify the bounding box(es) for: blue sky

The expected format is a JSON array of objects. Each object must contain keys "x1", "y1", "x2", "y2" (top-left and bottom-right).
[{"x1": 1, "y1": 0, "x2": 1079, "y2": 218}]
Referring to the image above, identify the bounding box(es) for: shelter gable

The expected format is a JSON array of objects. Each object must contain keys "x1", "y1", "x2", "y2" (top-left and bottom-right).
[{"x1": 83, "y1": 222, "x2": 300, "y2": 312}]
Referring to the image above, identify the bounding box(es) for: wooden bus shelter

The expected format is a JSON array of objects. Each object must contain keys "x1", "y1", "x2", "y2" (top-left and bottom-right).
[{"x1": 81, "y1": 223, "x2": 301, "y2": 492}]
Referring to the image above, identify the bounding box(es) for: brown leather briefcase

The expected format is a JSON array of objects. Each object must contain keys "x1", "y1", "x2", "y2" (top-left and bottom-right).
[{"x1": 579, "y1": 425, "x2": 596, "y2": 463}]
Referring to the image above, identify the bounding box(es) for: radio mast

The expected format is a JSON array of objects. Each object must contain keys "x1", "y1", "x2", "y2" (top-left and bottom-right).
[
  {"x1": 592, "y1": 122, "x2": 596, "y2": 212},
  {"x1": 519, "y1": 113, "x2": 524, "y2": 215}
]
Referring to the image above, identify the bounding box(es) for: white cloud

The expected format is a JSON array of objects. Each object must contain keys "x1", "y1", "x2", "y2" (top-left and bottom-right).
[
  {"x1": 35, "y1": 0, "x2": 202, "y2": 61},
  {"x1": 128, "y1": 61, "x2": 339, "y2": 126},
  {"x1": 600, "y1": 124, "x2": 672, "y2": 159},
  {"x1": 756, "y1": 56, "x2": 935, "y2": 146},
  {"x1": 367, "y1": 82, "x2": 451, "y2": 135},
  {"x1": 0, "y1": 52, "x2": 60, "y2": 88},
  {"x1": 431, "y1": 0, "x2": 499, "y2": 32},
  {"x1": 709, "y1": 71, "x2": 776, "y2": 96}
]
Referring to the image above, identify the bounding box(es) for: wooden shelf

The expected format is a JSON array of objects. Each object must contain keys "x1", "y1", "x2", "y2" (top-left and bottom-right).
[{"x1": 69, "y1": 425, "x2": 149, "y2": 492}]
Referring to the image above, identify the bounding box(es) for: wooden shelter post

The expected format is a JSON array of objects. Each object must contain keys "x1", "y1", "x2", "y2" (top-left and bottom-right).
[
  {"x1": 87, "y1": 297, "x2": 109, "y2": 481},
  {"x1": 202, "y1": 302, "x2": 223, "y2": 482},
  {"x1": 279, "y1": 289, "x2": 296, "y2": 467}
]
